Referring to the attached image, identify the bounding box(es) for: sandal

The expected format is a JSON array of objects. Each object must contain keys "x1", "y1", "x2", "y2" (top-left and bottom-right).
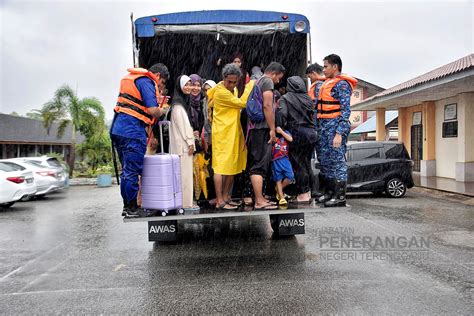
[
  {"x1": 275, "y1": 186, "x2": 281, "y2": 201},
  {"x1": 254, "y1": 202, "x2": 278, "y2": 210},
  {"x1": 294, "y1": 199, "x2": 312, "y2": 205},
  {"x1": 225, "y1": 199, "x2": 242, "y2": 207},
  {"x1": 217, "y1": 202, "x2": 238, "y2": 210},
  {"x1": 243, "y1": 197, "x2": 253, "y2": 206}
]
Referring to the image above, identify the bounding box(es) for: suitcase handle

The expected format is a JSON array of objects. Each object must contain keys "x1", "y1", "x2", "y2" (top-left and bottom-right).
[{"x1": 159, "y1": 120, "x2": 171, "y2": 154}]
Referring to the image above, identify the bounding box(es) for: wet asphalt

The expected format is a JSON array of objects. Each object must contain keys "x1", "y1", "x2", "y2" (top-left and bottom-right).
[{"x1": 0, "y1": 186, "x2": 472, "y2": 314}]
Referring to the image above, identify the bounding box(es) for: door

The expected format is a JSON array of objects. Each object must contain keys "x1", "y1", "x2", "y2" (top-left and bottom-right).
[
  {"x1": 411, "y1": 125, "x2": 423, "y2": 172},
  {"x1": 347, "y1": 146, "x2": 384, "y2": 190}
]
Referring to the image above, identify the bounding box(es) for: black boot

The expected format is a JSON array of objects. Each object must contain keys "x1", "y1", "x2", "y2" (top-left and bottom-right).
[
  {"x1": 315, "y1": 173, "x2": 326, "y2": 199},
  {"x1": 324, "y1": 180, "x2": 346, "y2": 207},
  {"x1": 318, "y1": 177, "x2": 334, "y2": 204},
  {"x1": 125, "y1": 200, "x2": 149, "y2": 218}
]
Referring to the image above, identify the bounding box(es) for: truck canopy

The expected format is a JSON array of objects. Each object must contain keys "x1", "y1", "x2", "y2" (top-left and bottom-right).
[{"x1": 134, "y1": 10, "x2": 311, "y2": 92}]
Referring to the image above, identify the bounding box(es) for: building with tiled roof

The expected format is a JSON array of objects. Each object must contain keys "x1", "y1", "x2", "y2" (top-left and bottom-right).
[
  {"x1": 0, "y1": 113, "x2": 84, "y2": 160},
  {"x1": 352, "y1": 54, "x2": 474, "y2": 182}
]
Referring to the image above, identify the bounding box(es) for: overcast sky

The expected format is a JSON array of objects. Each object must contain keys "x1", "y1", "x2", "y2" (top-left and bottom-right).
[{"x1": 1, "y1": 0, "x2": 472, "y2": 120}]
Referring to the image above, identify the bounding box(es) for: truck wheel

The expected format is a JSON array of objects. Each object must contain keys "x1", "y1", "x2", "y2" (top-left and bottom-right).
[
  {"x1": 161, "y1": 211, "x2": 168, "y2": 217},
  {"x1": 385, "y1": 178, "x2": 406, "y2": 198}
]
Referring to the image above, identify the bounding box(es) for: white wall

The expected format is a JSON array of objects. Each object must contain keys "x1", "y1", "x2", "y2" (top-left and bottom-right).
[{"x1": 435, "y1": 96, "x2": 459, "y2": 179}]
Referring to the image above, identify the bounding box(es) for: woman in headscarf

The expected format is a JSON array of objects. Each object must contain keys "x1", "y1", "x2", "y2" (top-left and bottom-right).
[
  {"x1": 169, "y1": 75, "x2": 198, "y2": 210},
  {"x1": 231, "y1": 52, "x2": 250, "y2": 97},
  {"x1": 207, "y1": 63, "x2": 255, "y2": 210},
  {"x1": 202, "y1": 80, "x2": 216, "y2": 152},
  {"x1": 189, "y1": 74, "x2": 205, "y2": 135},
  {"x1": 189, "y1": 74, "x2": 208, "y2": 202},
  {"x1": 277, "y1": 76, "x2": 318, "y2": 203}
]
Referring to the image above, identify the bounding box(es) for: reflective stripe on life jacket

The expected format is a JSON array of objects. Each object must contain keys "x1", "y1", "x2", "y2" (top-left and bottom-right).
[
  {"x1": 114, "y1": 68, "x2": 161, "y2": 125},
  {"x1": 317, "y1": 74, "x2": 357, "y2": 119}
]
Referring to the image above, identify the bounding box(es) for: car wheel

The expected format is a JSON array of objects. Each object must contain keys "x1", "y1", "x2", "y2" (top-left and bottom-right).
[
  {"x1": 1, "y1": 202, "x2": 15, "y2": 209},
  {"x1": 385, "y1": 178, "x2": 406, "y2": 198}
]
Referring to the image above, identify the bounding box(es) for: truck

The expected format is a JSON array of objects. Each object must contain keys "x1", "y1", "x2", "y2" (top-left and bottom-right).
[
  {"x1": 125, "y1": 10, "x2": 331, "y2": 242},
  {"x1": 131, "y1": 10, "x2": 312, "y2": 88}
]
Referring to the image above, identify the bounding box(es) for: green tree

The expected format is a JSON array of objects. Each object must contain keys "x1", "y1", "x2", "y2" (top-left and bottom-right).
[
  {"x1": 76, "y1": 130, "x2": 112, "y2": 172},
  {"x1": 40, "y1": 84, "x2": 107, "y2": 175}
]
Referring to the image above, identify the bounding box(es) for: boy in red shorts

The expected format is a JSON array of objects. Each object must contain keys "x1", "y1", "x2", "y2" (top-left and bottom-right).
[{"x1": 272, "y1": 127, "x2": 295, "y2": 206}]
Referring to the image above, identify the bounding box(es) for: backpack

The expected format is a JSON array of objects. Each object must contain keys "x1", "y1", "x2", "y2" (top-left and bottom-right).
[{"x1": 246, "y1": 78, "x2": 265, "y2": 123}]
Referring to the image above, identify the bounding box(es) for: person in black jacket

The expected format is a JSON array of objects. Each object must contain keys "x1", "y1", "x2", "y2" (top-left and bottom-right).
[{"x1": 277, "y1": 76, "x2": 318, "y2": 203}]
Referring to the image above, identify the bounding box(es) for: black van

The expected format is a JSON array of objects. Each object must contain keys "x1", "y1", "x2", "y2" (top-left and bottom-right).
[{"x1": 313, "y1": 141, "x2": 414, "y2": 198}]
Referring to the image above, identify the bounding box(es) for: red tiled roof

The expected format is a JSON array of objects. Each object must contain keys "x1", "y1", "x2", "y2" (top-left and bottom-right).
[{"x1": 362, "y1": 54, "x2": 474, "y2": 103}]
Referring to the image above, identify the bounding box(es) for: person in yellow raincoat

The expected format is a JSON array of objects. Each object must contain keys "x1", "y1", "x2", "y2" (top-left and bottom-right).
[{"x1": 207, "y1": 63, "x2": 255, "y2": 210}]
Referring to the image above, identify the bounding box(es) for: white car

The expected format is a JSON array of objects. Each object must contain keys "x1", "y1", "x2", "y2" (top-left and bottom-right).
[
  {"x1": 19, "y1": 156, "x2": 69, "y2": 187},
  {"x1": 1, "y1": 159, "x2": 66, "y2": 197},
  {"x1": 0, "y1": 162, "x2": 37, "y2": 208},
  {"x1": 20, "y1": 156, "x2": 63, "y2": 169}
]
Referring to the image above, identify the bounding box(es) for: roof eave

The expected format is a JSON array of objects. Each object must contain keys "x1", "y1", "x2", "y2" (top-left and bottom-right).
[{"x1": 352, "y1": 68, "x2": 474, "y2": 111}]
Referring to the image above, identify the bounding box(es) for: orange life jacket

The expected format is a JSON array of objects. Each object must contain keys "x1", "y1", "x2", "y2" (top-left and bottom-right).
[
  {"x1": 317, "y1": 74, "x2": 357, "y2": 119},
  {"x1": 308, "y1": 77, "x2": 326, "y2": 100},
  {"x1": 114, "y1": 68, "x2": 161, "y2": 126}
]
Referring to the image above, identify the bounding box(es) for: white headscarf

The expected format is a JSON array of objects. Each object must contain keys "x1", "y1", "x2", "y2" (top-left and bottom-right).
[
  {"x1": 203, "y1": 80, "x2": 217, "y2": 88},
  {"x1": 180, "y1": 75, "x2": 191, "y2": 90}
]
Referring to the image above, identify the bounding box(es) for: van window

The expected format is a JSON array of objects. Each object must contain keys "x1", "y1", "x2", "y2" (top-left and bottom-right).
[
  {"x1": 384, "y1": 144, "x2": 410, "y2": 159},
  {"x1": 351, "y1": 148, "x2": 381, "y2": 161}
]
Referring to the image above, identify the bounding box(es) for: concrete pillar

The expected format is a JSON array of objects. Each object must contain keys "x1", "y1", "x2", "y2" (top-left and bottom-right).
[
  {"x1": 422, "y1": 101, "x2": 436, "y2": 160},
  {"x1": 376, "y1": 108, "x2": 386, "y2": 141},
  {"x1": 398, "y1": 107, "x2": 408, "y2": 146},
  {"x1": 420, "y1": 101, "x2": 436, "y2": 177},
  {"x1": 456, "y1": 92, "x2": 474, "y2": 181}
]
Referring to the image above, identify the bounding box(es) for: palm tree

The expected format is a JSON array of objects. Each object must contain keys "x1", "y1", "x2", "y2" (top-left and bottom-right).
[
  {"x1": 40, "y1": 84, "x2": 106, "y2": 176},
  {"x1": 26, "y1": 109, "x2": 43, "y2": 120}
]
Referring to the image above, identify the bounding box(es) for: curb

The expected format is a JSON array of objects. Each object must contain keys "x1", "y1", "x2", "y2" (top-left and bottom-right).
[{"x1": 69, "y1": 178, "x2": 118, "y2": 186}]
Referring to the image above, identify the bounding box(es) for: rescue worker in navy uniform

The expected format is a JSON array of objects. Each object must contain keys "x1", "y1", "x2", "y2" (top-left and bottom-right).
[
  {"x1": 111, "y1": 63, "x2": 170, "y2": 217},
  {"x1": 315, "y1": 55, "x2": 357, "y2": 207}
]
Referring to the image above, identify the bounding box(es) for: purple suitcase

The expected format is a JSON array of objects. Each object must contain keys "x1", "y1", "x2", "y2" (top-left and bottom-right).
[{"x1": 141, "y1": 121, "x2": 183, "y2": 216}]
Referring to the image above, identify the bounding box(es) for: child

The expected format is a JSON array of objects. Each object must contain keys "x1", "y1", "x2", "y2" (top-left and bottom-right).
[{"x1": 272, "y1": 126, "x2": 295, "y2": 206}]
